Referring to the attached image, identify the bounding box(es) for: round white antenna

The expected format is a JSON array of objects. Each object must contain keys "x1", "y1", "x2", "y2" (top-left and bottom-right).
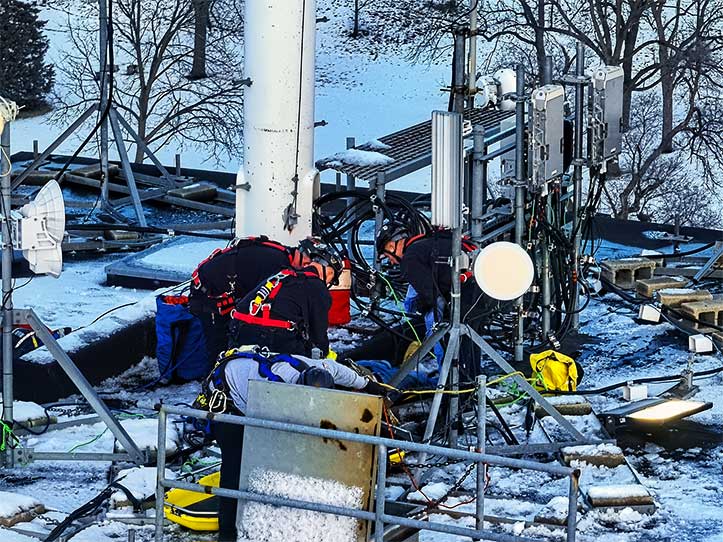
[
  {"x1": 494, "y1": 69, "x2": 517, "y2": 111},
  {"x1": 473, "y1": 241, "x2": 534, "y2": 300},
  {"x1": 13, "y1": 180, "x2": 66, "y2": 277}
]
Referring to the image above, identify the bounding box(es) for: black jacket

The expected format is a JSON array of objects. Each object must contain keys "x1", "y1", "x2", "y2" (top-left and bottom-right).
[
  {"x1": 401, "y1": 230, "x2": 476, "y2": 312},
  {"x1": 231, "y1": 267, "x2": 332, "y2": 357},
  {"x1": 190, "y1": 240, "x2": 291, "y2": 312}
]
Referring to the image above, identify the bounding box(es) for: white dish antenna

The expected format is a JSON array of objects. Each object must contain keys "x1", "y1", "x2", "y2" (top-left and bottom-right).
[
  {"x1": 11, "y1": 180, "x2": 65, "y2": 277},
  {"x1": 476, "y1": 69, "x2": 517, "y2": 111},
  {"x1": 494, "y1": 69, "x2": 517, "y2": 111},
  {"x1": 473, "y1": 241, "x2": 534, "y2": 300}
]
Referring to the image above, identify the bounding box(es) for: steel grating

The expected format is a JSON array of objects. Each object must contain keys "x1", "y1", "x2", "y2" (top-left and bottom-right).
[{"x1": 316, "y1": 107, "x2": 515, "y2": 182}]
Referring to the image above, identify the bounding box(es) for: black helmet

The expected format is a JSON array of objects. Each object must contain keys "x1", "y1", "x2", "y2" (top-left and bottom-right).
[
  {"x1": 299, "y1": 367, "x2": 335, "y2": 388},
  {"x1": 300, "y1": 237, "x2": 344, "y2": 285},
  {"x1": 376, "y1": 222, "x2": 409, "y2": 259}
]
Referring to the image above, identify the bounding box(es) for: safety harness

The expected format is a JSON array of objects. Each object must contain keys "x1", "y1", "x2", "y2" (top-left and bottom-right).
[
  {"x1": 229, "y1": 268, "x2": 319, "y2": 331},
  {"x1": 193, "y1": 349, "x2": 310, "y2": 414},
  {"x1": 190, "y1": 236, "x2": 292, "y2": 315}
]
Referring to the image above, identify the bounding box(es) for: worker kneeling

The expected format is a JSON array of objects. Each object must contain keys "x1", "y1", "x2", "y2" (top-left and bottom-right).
[
  {"x1": 194, "y1": 347, "x2": 386, "y2": 542},
  {"x1": 228, "y1": 241, "x2": 344, "y2": 357}
]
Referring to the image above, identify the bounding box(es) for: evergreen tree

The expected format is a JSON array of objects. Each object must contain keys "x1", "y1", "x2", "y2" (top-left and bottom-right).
[{"x1": 0, "y1": 0, "x2": 54, "y2": 112}]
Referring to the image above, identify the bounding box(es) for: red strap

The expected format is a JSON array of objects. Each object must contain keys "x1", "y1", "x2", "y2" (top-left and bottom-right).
[
  {"x1": 405, "y1": 233, "x2": 426, "y2": 248},
  {"x1": 162, "y1": 295, "x2": 189, "y2": 305},
  {"x1": 230, "y1": 310, "x2": 295, "y2": 330}
]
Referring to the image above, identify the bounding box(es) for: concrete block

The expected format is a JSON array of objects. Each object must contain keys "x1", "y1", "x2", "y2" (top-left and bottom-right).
[
  {"x1": 167, "y1": 182, "x2": 218, "y2": 202},
  {"x1": 636, "y1": 276, "x2": 686, "y2": 297},
  {"x1": 657, "y1": 289, "x2": 712, "y2": 308},
  {"x1": 534, "y1": 402, "x2": 592, "y2": 418},
  {"x1": 587, "y1": 485, "x2": 654, "y2": 508},
  {"x1": 679, "y1": 298, "x2": 723, "y2": 329},
  {"x1": 601, "y1": 258, "x2": 656, "y2": 289},
  {"x1": 562, "y1": 443, "x2": 626, "y2": 468}
]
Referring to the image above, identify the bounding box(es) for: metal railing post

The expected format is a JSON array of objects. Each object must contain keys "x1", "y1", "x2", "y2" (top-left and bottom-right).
[
  {"x1": 475, "y1": 375, "x2": 486, "y2": 540},
  {"x1": 566, "y1": 470, "x2": 580, "y2": 542},
  {"x1": 1, "y1": 118, "x2": 13, "y2": 446},
  {"x1": 375, "y1": 444, "x2": 387, "y2": 542},
  {"x1": 154, "y1": 407, "x2": 168, "y2": 542}
]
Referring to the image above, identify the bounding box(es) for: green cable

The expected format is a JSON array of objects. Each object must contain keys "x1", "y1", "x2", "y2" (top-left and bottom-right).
[
  {"x1": 67, "y1": 427, "x2": 109, "y2": 454},
  {"x1": 0, "y1": 421, "x2": 18, "y2": 452},
  {"x1": 377, "y1": 273, "x2": 424, "y2": 346},
  {"x1": 65, "y1": 413, "x2": 145, "y2": 454}
]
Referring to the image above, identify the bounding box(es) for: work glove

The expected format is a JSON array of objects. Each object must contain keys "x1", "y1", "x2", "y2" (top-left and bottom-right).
[
  {"x1": 363, "y1": 379, "x2": 388, "y2": 397},
  {"x1": 326, "y1": 349, "x2": 338, "y2": 361}
]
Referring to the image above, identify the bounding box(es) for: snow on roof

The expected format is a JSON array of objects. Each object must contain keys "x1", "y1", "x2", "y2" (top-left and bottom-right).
[
  {"x1": 21, "y1": 294, "x2": 157, "y2": 364},
  {"x1": 113, "y1": 418, "x2": 181, "y2": 455},
  {"x1": 325, "y1": 148, "x2": 395, "y2": 168},
  {"x1": 0, "y1": 491, "x2": 42, "y2": 520},
  {"x1": 657, "y1": 288, "x2": 698, "y2": 295},
  {"x1": 110, "y1": 467, "x2": 176, "y2": 507},
  {"x1": 587, "y1": 485, "x2": 650, "y2": 500},
  {"x1": 363, "y1": 139, "x2": 392, "y2": 150},
  {"x1": 0, "y1": 401, "x2": 47, "y2": 423},
  {"x1": 239, "y1": 469, "x2": 363, "y2": 542},
  {"x1": 407, "y1": 481, "x2": 450, "y2": 503},
  {"x1": 561, "y1": 443, "x2": 623, "y2": 456},
  {"x1": 139, "y1": 239, "x2": 227, "y2": 275}
]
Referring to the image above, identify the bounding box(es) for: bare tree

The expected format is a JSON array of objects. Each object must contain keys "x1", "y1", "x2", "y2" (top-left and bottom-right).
[
  {"x1": 351, "y1": 0, "x2": 373, "y2": 38},
  {"x1": 190, "y1": 0, "x2": 210, "y2": 79},
  {"x1": 52, "y1": 0, "x2": 245, "y2": 164}
]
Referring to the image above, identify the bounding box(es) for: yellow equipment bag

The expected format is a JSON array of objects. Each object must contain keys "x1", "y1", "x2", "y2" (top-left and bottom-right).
[
  {"x1": 530, "y1": 350, "x2": 578, "y2": 392},
  {"x1": 164, "y1": 471, "x2": 220, "y2": 531}
]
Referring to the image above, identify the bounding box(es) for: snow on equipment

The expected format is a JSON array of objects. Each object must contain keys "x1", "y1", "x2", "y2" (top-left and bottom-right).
[{"x1": 155, "y1": 294, "x2": 208, "y2": 382}]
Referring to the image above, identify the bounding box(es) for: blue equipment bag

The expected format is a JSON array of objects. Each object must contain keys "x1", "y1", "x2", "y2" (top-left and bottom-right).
[{"x1": 155, "y1": 295, "x2": 208, "y2": 382}]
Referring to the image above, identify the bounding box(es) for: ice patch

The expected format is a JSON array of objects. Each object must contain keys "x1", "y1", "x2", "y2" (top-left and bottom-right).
[{"x1": 239, "y1": 469, "x2": 363, "y2": 542}]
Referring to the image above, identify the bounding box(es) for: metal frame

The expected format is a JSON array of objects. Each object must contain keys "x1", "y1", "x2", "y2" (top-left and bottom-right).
[
  {"x1": 154, "y1": 404, "x2": 580, "y2": 542},
  {"x1": 0, "y1": 119, "x2": 145, "y2": 467}
]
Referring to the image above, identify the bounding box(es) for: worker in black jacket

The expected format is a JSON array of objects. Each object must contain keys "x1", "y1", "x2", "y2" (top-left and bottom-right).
[
  {"x1": 228, "y1": 241, "x2": 344, "y2": 357},
  {"x1": 377, "y1": 225, "x2": 484, "y2": 379},
  {"x1": 188, "y1": 236, "x2": 312, "y2": 369}
]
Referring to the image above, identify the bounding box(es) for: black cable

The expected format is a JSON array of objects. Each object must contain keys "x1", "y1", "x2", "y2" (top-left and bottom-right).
[{"x1": 53, "y1": 0, "x2": 116, "y2": 185}]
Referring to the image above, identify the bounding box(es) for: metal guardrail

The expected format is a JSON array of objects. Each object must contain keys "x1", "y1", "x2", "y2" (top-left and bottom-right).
[{"x1": 154, "y1": 404, "x2": 580, "y2": 542}]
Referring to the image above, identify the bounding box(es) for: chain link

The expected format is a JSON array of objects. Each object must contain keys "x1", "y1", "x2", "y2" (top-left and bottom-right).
[
  {"x1": 409, "y1": 457, "x2": 467, "y2": 470},
  {"x1": 426, "y1": 462, "x2": 477, "y2": 509}
]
